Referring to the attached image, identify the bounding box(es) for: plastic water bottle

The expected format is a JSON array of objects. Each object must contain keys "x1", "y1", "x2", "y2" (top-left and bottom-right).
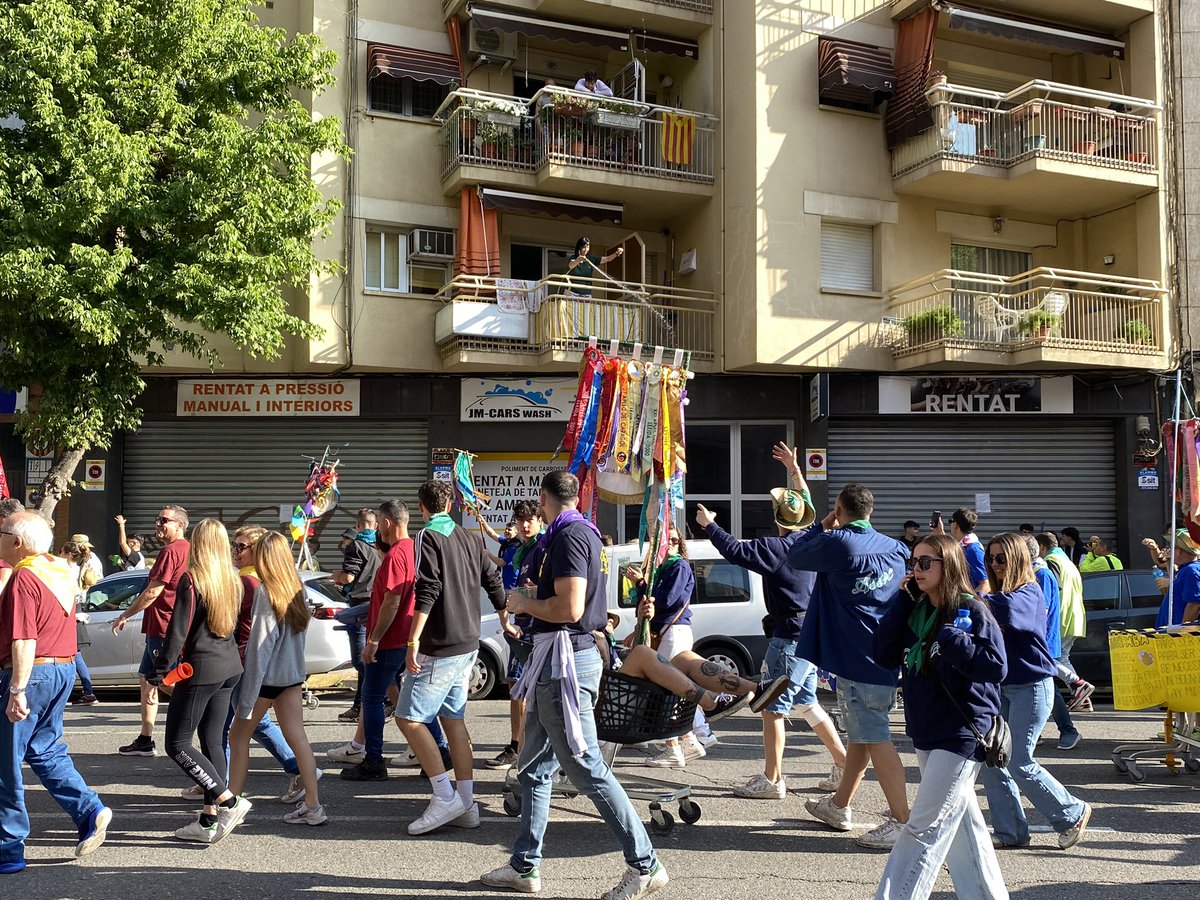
[
  {"x1": 1152, "y1": 566, "x2": 1165, "y2": 579},
  {"x1": 952, "y1": 607, "x2": 973, "y2": 633}
]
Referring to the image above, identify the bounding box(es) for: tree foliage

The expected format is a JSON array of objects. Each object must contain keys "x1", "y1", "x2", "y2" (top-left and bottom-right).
[{"x1": 0, "y1": 0, "x2": 347, "y2": 513}]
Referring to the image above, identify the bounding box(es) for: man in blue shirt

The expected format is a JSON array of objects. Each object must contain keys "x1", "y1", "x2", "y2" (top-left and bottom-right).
[
  {"x1": 1155, "y1": 529, "x2": 1200, "y2": 626},
  {"x1": 787, "y1": 483, "x2": 911, "y2": 850},
  {"x1": 948, "y1": 507, "x2": 990, "y2": 593}
]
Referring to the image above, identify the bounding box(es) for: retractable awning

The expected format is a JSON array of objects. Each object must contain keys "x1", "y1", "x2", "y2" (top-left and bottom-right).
[
  {"x1": 368, "y1": 44, "x2": 461, "y2": 84},
  {"x1": 470, "y1": 6, "x2": 699, "y2": 59},
  {"x1": 478, "y1": 188, "x2": 623, "y2": 224},
  {"x1": 818, "y1": 36, "x2": 894, "y2": 110},
  {"x1": 935, "y1": 2, "x2": 1125, "y2": 59}
]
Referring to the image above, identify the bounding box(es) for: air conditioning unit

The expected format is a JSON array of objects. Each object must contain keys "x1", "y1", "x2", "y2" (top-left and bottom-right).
[
  {"x1": 409, "y1": 228, "x2": 456, "y2": 263},
  {"x1": 467, "y1": 23, "x2": 517, "y2": 62}
]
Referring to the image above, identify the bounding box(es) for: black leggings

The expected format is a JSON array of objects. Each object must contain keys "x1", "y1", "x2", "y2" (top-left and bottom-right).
[{"x1": 165, "y1": 673, "x2": 241, "y2": 804}]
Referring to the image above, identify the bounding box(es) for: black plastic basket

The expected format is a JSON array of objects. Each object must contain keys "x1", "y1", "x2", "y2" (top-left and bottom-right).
[{"x1": 595, "y1": 669, "x2": 697, "y2": 744}]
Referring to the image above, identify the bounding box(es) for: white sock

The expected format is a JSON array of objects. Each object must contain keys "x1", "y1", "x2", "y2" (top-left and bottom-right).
[
  {"x1": 350, "y1": 740, "x2": 364, "y2": 751},
  {"x1": 456, "y1": 779, "x2": 474, "y2": 806},
  {"x1": 430, "y1": 771, "x2": 454, "y2": 801}
]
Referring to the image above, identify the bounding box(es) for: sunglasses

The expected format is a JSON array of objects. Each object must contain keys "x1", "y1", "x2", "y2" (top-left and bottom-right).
[
  {"x1": 0, "y1": 529, "x2": 14, "y2": 537},
  {"x1": 910, "y1": 555, "x2": 943, "y2": 571},
  {"x1": 232, "y1": 542, "x2": 253, "y2": 553},
  {"x1": 155, "y1": 516, "x2": 180, "y2": 526},
  {"x1": 986, "y1": 553, "x2": 1008, "y2": 566}
]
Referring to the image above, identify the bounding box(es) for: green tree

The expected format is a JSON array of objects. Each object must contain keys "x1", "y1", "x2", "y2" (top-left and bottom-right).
[{"x1": 0, "y1": 0, "x2": 346, "y2": 517}]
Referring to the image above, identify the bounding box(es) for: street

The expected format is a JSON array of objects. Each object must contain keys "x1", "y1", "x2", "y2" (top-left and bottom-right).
[{"x1": 12, "y1": 692, "x2": 1200, "y2": 899}]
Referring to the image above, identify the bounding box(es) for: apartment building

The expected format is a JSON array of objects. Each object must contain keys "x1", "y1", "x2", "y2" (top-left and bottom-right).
[{"x1": 39, "y1": 0, "x2": 1173, "y2": 561}]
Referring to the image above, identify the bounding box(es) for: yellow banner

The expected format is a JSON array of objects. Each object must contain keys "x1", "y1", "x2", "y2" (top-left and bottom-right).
[{"x1": 1109, "y1": 627, "x2": 1200, "y2": 713}]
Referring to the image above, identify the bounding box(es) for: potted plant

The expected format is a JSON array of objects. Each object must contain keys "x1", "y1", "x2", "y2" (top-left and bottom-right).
[
  {"x1": 977, "y1": 145, "x2": 998, "y2": 158},
  {"x1": 590, "y1": 98, "x2": 643, "y2": 131},
  {"x1": 1121, "y1": 318, "x2": 1154, "y2": 346},
  {"x1": 902, "y1": 305, "x2": 965, "y2": 342},
  {"x1": 1018, "y1": 310, "x2": 1063, "y2": 340},
  {"x1": 927, "y1": 69, "x2": 947, "y2": 90},
  {"x1": 563, "y1": 120, "x2": 584, "y2": 157}
]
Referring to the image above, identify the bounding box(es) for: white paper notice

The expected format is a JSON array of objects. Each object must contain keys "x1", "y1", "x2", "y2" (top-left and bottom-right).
[{"x1": 975, "y1": 492, "x2": 992, "y2": 514}]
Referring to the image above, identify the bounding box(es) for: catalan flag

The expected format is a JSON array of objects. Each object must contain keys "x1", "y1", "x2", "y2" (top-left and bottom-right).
[
  {"x1": 0, "y1": 453, "x2": 8, "y2": 500},
  {"x1": 660, "y1": 112, "x2": 695, "y2": 166}
]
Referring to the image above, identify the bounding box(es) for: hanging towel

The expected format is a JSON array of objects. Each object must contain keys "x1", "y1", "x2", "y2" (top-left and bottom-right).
[
  {"x1": 496, "y1": 278, "x2": 527, "y2": 313},
  {"x1": 660, "y1": 112, "x2": 695, "y2": 165}
]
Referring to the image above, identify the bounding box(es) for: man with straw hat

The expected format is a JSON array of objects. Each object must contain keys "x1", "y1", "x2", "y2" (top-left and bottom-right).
[
  {"x1": 695, "y1": 441, "x2": 847, "y2": 801},
  {"x1": 69, "y1": 535, "x2": 104, "y2": 583},
  {"x1": 1155, "y1": 528, "x2": 1200, "y2": 626}
]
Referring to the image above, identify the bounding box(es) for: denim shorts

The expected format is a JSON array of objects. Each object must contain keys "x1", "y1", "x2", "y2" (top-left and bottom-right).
[
  {"x1": 138, "y1": 636, "x2": 167, "y2": 678},
  {"x1": 763, "y1": 637, "x2": 818, "y2": 714},
  {"x1": 396, "y1": 650, "x2": 477, "y2": 723},
  {"x1": 506, "y1": 653, "x2": 524, "y2": 684},
  {"x1": 837, "y1": 677, "x2": 896, "y2": 744}
]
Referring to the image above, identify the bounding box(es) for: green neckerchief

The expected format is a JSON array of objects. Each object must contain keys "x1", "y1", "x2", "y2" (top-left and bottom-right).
[
  {"x1": 425, "y1": 512, "x2": 456, "y2": 537},
  {"x1": 512, "y1": 531, "x2": 542, "y2": 568},
  {"x1": 846, "y1": 519, "x2": 872, "y2": 530},
  {"x1": 904, "y1": 599, "x2": 939, "y2": 674}
]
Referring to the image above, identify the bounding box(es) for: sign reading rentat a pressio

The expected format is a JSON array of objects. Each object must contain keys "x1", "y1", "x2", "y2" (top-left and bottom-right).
[
  {"x1": 460, "y1": 378, "x2": 578, "y2": 422},
  {"x1": 878, "y1": 376, "x2": 1073, "y2": 415},
  {"x1": 176, "y1": 379, "x2": 361, "y2": 416}
]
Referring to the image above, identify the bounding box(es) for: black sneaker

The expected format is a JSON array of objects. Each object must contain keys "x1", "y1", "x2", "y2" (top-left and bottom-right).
[
  {"x1": 73, "y1": 694, "x2": 99, "y2": 706},
  {"x1": 706, "y1": 691, "x2": 752, "y2": 723},
  {"x1": 487, "y1": 745, "x2": 519, "y2": 769},
  {"x1": 420, "y1": 747, "x2": 454, "y2": 778},
  {"x1": 749, "y1": 676, "x2": 792, "y2": 714},
  {"x1": 384, "y1": 702, "x2": 396, "y2": 719},
  {"x1": 118, "y1": 735, "x2": 156, "y2": 757},
  {"x1": 337, "y1": 706, "x2": 361, "y2": 723},
  {"x1": 340, "y1": 761, "x2": 388, "y2": 781}
]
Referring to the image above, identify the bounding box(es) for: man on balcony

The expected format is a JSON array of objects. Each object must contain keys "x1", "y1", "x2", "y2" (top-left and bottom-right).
[
  {"x1": 567, "y1": 237, "x2": 623, "y2": 299},
  {"x1": 575, "y1": 69, "x2": 613, "y2": 97}
]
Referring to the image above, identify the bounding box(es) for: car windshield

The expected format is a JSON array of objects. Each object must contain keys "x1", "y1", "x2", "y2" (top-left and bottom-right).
[{"x1": 304, "y1": 576, "x2": 344, "y2": 604}]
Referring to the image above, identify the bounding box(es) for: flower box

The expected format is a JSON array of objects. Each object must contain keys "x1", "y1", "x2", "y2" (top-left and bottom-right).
[{"x1": 591, "y1": 108, "x2": 642, "y2": 131}]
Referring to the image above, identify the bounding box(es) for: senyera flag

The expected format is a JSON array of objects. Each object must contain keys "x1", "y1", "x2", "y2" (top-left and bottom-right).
[
  {"x1": 660, "y1": 112, "x2": 695, "y2": 166},
  {"x1": 0, "y1": 454, "x2": 9, "y2": 500}
]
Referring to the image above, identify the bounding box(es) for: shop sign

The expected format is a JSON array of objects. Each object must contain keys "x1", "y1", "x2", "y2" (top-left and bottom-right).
[
  {"x1": 879, "y1": 376, "x2": 1073, "y2": 415},
  {"x1": 1138, "y1": 467, "x2": 1159, "y2": 491},
  {"x1": 176, "y1": 379, "x2": 360, "y2": 417},
  {"x1": 465, "y1": 452, "x2": 557, "y2": 535},
  {"x1": 460, "y1": 378, "x2": 578, "y2": 423}
]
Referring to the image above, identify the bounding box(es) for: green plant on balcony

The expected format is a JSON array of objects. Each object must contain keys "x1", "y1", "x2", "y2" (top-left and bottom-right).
[
  {"x1": 477, "y1": 121, "x2": 514, "y2": 160},
  {"x1": 1018, "y1": 310, "x2": 1063, "y2": 339},
  {"x1": 1121, "y1": 318, "x2": 1154, "y2": 346},
  {"x1": 902, "y1": 305, "x2": 965, "y2": 341}
]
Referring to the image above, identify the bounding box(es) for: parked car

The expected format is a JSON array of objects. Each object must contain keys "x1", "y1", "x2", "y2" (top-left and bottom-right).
[
  {"x1": 1073, "y1": 568, "x2": 1163, "y2": 691},
  {"x1": 76, "y1": 570, "x2": 352, "y2": 687}
]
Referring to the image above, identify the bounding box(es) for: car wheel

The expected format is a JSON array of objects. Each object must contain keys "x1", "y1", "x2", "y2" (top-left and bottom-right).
[
  {"x1": 698, "y1": 642, "x2": 753, "y2": 678},
  {"x1": 470, "y1": 650, "x2": 500, "y2": 700}
]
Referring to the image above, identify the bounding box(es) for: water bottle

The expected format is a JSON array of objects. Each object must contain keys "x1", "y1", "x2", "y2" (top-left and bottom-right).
[
  {"x1": 953, "y1": 606, "x2": 973, "y2": 633},
  {"x1": 1152, "y1": 566, "x2": 1165, "y2": 579}
]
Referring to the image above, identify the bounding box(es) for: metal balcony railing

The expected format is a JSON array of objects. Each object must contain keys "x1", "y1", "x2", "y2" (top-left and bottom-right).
[
  {"x1": 881, "y1": 267, "x2": 1165, "y2": 357},
  {"x1": 436, "y1": 88, "x2": 717, "y2": 185},
  {"x1": 891, "y1": 80, "x2": 1159, "y2": 178},
  {"x1": 435, "y1": 273, "x2": 716, "y2": 361}
]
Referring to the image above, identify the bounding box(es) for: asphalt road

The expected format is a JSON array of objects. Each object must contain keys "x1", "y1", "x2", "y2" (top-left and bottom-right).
[{"x1": 9, "y1": 690, "x2": 1200, "y2": 899}]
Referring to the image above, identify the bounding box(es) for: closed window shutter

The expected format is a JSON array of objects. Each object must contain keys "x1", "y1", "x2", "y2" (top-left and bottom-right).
[{"x1": 821, "y1": 222, "x2": 875, "y2": 291}]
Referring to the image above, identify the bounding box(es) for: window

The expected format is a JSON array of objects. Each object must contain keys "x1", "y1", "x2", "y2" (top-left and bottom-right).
[
  {"x1": 950, "y1": 243, "x2": 1031, "y2": 276},
  {"x1": 83, "y1": 577, "x2": 145, "y2": 612},
  {"x1": 693, "y1": 561, "x2": 751, "y2": 604},
  {"x1": 368, "y1": 75, "x2": 451, "y2": 118},
  {"x1": 1127, "y1": 573, "x2": 1163, "y2": 611},
  {"x1": 1082, "y1": 574, "x2": 1121, "y2": 612},
  {"x1": 820, "y1": 221, "x2": 875, "y2": 292},
  {"x1": 365, "y1": 228, "x2": 452, "y2": 295}
]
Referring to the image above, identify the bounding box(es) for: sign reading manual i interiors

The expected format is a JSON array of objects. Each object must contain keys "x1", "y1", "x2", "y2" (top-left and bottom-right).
[{"x1": 176, "y1": 379, "x2": 361, "y2": 416}]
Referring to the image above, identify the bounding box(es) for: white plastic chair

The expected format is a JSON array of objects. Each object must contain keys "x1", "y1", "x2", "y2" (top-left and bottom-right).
[{"x1": 972, "y1": 294, "x2": 1019, "y2": 342}]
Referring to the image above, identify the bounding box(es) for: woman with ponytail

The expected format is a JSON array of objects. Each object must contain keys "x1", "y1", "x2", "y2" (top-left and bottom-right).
[{"x1": 155, "y1": 519, "x2": 250, "y2": 843}]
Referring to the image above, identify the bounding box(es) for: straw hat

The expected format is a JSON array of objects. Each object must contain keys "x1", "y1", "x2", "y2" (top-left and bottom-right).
[
  {"x1": 70, "y1": 533, "x2": 93, "y2": 549},
  {"x1": 770, "y1": 488, "x2": 816, "y2": 531},
  {"x1": 1174, "y1": 528, "x2": 1200, "y2": 556}
]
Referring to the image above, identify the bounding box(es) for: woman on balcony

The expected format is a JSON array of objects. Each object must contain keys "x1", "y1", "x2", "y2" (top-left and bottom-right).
[{"x1": 567, "y1": 237, "x2": 623, "y2": 298}]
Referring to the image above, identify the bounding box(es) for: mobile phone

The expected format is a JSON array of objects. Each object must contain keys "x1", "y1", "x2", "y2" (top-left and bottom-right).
[
  {"x1": 904, "y1": 577, "x2": 923, "y2": 601},
  {"x1": 930, "y1": 510, "x2": 942, "y2": 529}
]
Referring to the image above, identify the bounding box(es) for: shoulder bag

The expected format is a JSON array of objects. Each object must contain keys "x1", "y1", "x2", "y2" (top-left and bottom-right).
[{"x1": 935, "y1": 674, "x2": 1011, "y2": 768}]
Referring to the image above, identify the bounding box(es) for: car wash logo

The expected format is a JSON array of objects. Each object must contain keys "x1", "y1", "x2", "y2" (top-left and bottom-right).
[{"x1": 462, "y1": 378, "x2": 578, "y2": 423}]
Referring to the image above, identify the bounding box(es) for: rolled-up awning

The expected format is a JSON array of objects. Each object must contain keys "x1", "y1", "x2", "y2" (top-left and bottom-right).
[
  {"x1": 470, "y1": 6, "x2": 698, "y2": 59},
  {"x1": 818, "y1": 36, "x2": 894, "y2": 111},
  {"x1": 478, "y1": 188, "x2": 623, "y2": 224},
  {"x1": 368, "y1": 43, "x2": 461, "y2": 84},
  {"x1": 935, "y1": 2, "x2": 1125, "y2": 59}
]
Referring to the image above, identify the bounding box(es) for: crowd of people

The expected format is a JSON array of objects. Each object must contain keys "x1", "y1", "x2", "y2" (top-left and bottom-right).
[{"x1": 3, "y1": 453, "x2": 1199, "y2": 897}]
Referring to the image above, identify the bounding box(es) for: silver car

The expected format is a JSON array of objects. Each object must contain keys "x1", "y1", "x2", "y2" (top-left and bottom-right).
[{"x1": 77, "y1": 570, "x2": 352, "y2": 687}]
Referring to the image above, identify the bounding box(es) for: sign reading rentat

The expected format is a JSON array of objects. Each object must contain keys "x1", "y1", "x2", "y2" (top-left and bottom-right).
[
  {"x1": 176, "y1": 380, "x2": 361, "y2": 416},
  {"x1": 464, "y1": 452, "x2": 557, "y2": 536},
  {"x1": 879, "y1": 376, "x2": 1073, "y2": 415}
]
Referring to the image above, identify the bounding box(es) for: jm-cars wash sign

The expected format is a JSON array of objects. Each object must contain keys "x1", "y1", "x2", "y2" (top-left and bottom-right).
[
  {"x1": 176, "y1": 379, "x2": 361, "y2": 416},
  {"x1": 878, "y1": 376, "x2": 1073, "y2": 415},
  {"x1": 460, "y1": 378, "x2": 578, "y2": 422}
]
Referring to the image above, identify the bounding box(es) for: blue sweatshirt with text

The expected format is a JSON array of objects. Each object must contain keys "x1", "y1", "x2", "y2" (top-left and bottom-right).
[{"x1": 983, "y1": 581, "x2": 1057, "y2": 685}]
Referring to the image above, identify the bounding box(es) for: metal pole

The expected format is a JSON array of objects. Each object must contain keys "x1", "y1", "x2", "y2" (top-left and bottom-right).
[{"x1": 1168, "y1": 368, "x2": 1184, "y2": 623}]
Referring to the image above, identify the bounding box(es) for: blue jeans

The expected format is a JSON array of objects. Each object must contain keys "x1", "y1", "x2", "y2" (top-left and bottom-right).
[
  {"x1": 336, "y1": 604, "x2": 369, "y2": 708},
  {"x1": 74, "y1": 654, "x2": 94, "y2": 695},
  {"x1": 764, "y1": 637, "x2": 817, "y2": 713},
  {"x1": 362, "y1": 647, "x2": 447, "y2": 765},
  {"x1": 221, "y1": 681, "x2": 300, "y2": 778},
  {"x1": 1051, "y1": 636, "x2": 1078, "y2": 737},
  {"x1": 0, "y1": 663, "x2": 103, "y2": 863},
  {"x1": 509, "y1": 648, "x2": 657, "y2": 875},
  {"x1": 980, "y1": 679, "x2": 1086, "y2": 844},
  {"x1": 877, "y1": 749, "x2": 1008, "y2": 900}
]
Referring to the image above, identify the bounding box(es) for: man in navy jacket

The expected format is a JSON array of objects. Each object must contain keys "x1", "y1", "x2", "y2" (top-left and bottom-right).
[
  {"x1": 696, "y1": 442, "x2": 846, "y2": 801},
  {"x1": 788, "y1": 483, "x2": 911, "y2": 850}
]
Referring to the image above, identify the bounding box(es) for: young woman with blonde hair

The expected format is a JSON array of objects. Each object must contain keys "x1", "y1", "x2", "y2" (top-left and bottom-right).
[
  {"x1": 227, "y1": 531, "x2": 326, "y2": 825},
  {"x1": 979, "y1": 532, "x2": 1091, "y2": 851},
  {"x1": 155, "y1": 518, "x2": 251, "y2": 843}
]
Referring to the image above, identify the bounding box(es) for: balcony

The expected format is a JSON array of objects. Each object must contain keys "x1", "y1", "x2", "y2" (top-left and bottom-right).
[
  {"x1": 435, "y1": 89, "x2": 716, "y2": 220},
  {"x1": 891, "y1": 82, "x2": 1159, "y2": 217},
  {"x1": 433, "y1": 273, "x2": 716, "y2": 371},
  {"x1": 880, "y1": 268, "x2": 1166, "y2": 371}
]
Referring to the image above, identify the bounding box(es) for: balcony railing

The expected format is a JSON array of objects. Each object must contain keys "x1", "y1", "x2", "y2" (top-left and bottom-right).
[
  {"x1": 434, "y1": 273, "x2": 716, "y2": 362},
  {"x1": 436, "y1": 88, "x2": 717, "y2": 185},
  {"x1": 891, "y1": 81, "x2": 1159, "y2": 178},
  {"x1": 881, "y1": 268, "x2": 1164, "y2": 357}
]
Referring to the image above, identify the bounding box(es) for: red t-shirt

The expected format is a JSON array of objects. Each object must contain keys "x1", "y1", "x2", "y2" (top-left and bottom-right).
[
  {"x1": 366, "y1": 538, "x2": 416, "y2": 651},
  {"x1": 143, "y1": 539, "x2": 190, "y2": 638},
  {"x1": 235, "y1": 572, "x2": 261, "y2": 663},
  {"x1": 0, "y1": 565, "x2": 77, "y2": 665}
]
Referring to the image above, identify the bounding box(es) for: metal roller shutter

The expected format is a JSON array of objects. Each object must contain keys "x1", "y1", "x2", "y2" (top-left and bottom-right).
[
  {"x1": 827, "y1": 419, "x2": 1116, "y2": 541},
  {"x1": 123, "y1": 421, "x2": 428, "y2": 566}
]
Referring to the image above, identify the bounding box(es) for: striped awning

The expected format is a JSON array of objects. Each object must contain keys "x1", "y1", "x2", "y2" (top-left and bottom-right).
[
  {"x1": 935, "y1": 2, "x2": 1125, "y2": 59},
  {"x1": 471, "y1": 6, "x2": 698, "y2": 59},
  {"x1": 368, "y1": 44, "x2": 461, "y2": 85},
  {"x1": 478, "y1": 188, "x2": 623, "y2": 224},
  {"x1": 818, "y1": 36, "x2": 894, "y2": 111}
]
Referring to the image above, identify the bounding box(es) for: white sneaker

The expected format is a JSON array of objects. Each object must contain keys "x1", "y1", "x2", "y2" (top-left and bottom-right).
[
  {"x1": 180, "y1": 784, "x2": 204, "y2": 800},
  {"x1": 696, "y1": 732, "x2": 719, "y2": 749},
  {"x1": 681, "y1": 738, "x2": 706, "y2": 762},
  {"x1": 213, "y1": 797, "x2": 252, "y2": 843},
  {"x1": 817, "y1": 763, "x2": 844, "y2": 793},
  {"x1": 601, "y1": 862, "x2": 670, "y2": 900},
  {"x1": 407, "y1": 793, "x2": 466, "y2": 835},
  {"x1": 857, "y1": 816, "x2": 903, "y2": 849},
  {"x1": 283, "y1": 801, "x2": 328, "y2": 826},
  {"x1": 481, "y1": 863, "x2": 543, "y2": 894},
  {"x1": 280, "y1": 768, "x2": 324, "y2": 804},
  {"x1": 326, "y1": 742, "x2": 364, "y2": 764},
  {"x1": 805, "y1": 795, "x2": 852, "y2": 831},
  {"x1": 389, "y1": 750, "x2": 421, "y2": 768},
  {"x1": 174, "y1": 818, "x2": 218, "y2": 843},
  {"x1": 734, "y1": 773, "x2": 786, "y2": 799},
  {"x1": 450, "y1": 801, "x2": 481, "y2": 828},
  {"x1": 645, "y1": 744, "x2": 686, "y2": 768}
]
